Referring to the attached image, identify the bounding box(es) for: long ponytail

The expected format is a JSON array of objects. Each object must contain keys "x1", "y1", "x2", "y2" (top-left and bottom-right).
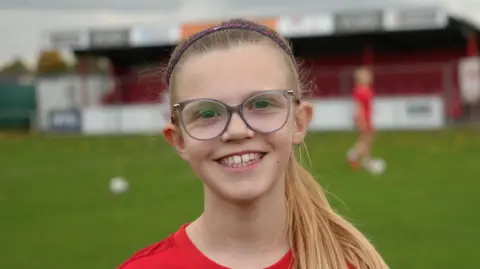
[{"x1": 285, "y1": 147, "x2": 389, "y2": 269}]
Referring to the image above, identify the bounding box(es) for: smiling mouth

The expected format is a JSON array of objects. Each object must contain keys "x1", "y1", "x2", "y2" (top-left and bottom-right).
[{"x1": 216, "y1": 152, "x2": 267, "y2": 168}]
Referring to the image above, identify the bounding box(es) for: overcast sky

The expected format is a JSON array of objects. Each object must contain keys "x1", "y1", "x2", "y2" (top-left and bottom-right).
[{"x1": 0, "y1": 0, "x2": 479, "y2": 67}]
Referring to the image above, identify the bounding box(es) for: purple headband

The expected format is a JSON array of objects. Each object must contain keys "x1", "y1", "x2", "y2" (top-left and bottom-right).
[{"x1": 165, "y1": 19, "x2": 294, "y2": 85}]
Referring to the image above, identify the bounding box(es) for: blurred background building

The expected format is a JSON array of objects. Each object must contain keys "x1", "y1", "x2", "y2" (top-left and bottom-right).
[{"x1": 2, "y1": 7, "x2": 478, "y2": 134}]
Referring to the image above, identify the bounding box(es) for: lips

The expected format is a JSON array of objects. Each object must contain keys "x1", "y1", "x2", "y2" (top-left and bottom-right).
[{"x1": 215, "y1": 152, "x2": 267, "y2": 168}]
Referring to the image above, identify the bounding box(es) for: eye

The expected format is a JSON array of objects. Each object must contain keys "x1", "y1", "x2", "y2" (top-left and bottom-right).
[
  {"x1": 250, "y1": 99, "x2": 271, "y2": 109},
  {"x1": 198, "y1": 108, "x2": 219, "y2": 118}
]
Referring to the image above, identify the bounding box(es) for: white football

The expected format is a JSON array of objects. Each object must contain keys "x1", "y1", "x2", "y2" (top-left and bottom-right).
[
  {"x1": 367, "y1": 159, "x2": 387, "y2": 175},
  {"x1": 109, "y1": 177, "x2": 129, "y2": 194}
]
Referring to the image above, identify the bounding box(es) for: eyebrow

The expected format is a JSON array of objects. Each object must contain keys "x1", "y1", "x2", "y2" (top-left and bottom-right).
[
  {"x1": 230, "y1": 88, "x2": 290, "y2": 102},
  {"x1": 241, "y1": 89, "x2": 273, "y2": 100},
  {"x1": 177, "y1": 89, "x2": 286, "y2": 105}
]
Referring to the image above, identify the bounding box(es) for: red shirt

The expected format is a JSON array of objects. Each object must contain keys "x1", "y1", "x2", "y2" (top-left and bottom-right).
[
  {"x1": 118, "y1": 224, "x2": 355, "y2": 269},
  {"x1": 117, "y1": 224, "x2": 293, "y2": 269},
  {"x1": 353, "y1": 85, "x2": 374, "y2": 125}
]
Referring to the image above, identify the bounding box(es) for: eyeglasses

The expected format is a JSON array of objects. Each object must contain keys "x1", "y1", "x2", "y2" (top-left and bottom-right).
[{"x1": 171, "y1": 90, "x2": 299, "y2": 140}]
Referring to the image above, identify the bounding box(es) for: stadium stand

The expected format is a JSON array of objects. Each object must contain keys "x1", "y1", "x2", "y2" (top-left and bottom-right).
[{"x1": 43, "y1": 7, "x2": 480, "y2": 122}]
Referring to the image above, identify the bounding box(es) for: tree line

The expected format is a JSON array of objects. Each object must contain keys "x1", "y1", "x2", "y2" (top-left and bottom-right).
[{"x1": 0, "y1": 50, "x2": 110, "y2": 78}]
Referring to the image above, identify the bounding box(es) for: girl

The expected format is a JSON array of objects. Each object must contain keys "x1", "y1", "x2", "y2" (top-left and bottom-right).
[
  {"x1": 119, "y1": 19, "x2": 389, "y2": 269},
  {"x1": 347, "y1": 67, "x2": 376, "y2": 170}
]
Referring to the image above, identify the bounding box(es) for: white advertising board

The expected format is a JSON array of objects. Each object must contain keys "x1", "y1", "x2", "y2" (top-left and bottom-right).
[
  {"x1": 36, "y1": 75, "x2": 112, "y2": 131},
  {"x1": 81, "y1": 104, "x2": 168, "y2": 135},
  {"x1": 67, "y1": 95, "x2": 444, "y2": 135},
  {"x1": 309, "y1": 95, "x2": 444, "y2": 131}
]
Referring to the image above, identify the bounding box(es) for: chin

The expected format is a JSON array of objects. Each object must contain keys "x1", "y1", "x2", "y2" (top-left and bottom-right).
[
  {"x1": 199, "y1": 156, "x2": 286, "y2": 204},
  {"x1": 214, "y1": 178, "x2": 281, "y2": 205},
  {"x1": 225, "y1": 189, "x2": 267, "y2": 204}
]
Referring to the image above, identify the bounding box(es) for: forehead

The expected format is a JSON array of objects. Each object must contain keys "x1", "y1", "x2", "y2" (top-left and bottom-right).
[{"x1": 173, "y1": 43, "x2": 290, "y2": 104}]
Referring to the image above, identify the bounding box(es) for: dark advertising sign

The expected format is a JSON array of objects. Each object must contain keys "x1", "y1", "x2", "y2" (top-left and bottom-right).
[
  {"x1": 334, "y1": 11, "x2": 383, "y2": 33},
  {"x1": 89, "y1": 28, "x2": 130, "y2": 48},
  {"x1": 48, "y1": 109, "x2": 82, "y2": 133}
]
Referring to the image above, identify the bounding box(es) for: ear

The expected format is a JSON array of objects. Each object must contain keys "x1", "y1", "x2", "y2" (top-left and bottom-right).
[
  {"x1": 292, "y1": 101, "x2": 313, "y2": 145},
  {"x1": 163, "y1": 123, "x2": 189, "y2": 161}
]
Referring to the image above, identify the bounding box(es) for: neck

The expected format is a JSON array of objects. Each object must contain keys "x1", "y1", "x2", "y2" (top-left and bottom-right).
[
  {"x1": 191, "y1": 181, "x2": 289, "y2": 253},
  {"x1": 357, "y1": 82, "x2": 371, "y2": 88}
]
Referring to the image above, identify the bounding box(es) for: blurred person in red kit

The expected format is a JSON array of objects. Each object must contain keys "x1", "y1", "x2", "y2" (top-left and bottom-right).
[{"x1": 347, "y1": 67, "x2": 376, "y2": 170}]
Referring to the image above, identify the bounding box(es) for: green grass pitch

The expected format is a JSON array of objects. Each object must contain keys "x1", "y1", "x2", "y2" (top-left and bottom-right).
[{"x1": 0, "y1": 128, "x2": 478, "y2": 269}]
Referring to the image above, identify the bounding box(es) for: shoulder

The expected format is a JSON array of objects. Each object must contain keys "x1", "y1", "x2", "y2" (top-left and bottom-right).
[{"x1": 117, "y1": 233, "x2": 185, "y2": 269}]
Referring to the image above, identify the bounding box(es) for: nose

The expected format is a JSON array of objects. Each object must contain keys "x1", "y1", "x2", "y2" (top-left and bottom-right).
[{"x1": 221, "y1": 112, "x2": 254, "y2": 141}]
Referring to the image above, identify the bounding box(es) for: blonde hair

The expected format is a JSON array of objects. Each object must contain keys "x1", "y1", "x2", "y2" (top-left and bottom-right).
[{"x1": 166, "y1": 20, "x2": 389, "y2": 269}]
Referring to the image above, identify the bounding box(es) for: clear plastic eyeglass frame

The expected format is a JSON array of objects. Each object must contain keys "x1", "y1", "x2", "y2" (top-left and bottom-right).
[{"x1": 170, "y1": 90, "x2": 300, "y2": 140}]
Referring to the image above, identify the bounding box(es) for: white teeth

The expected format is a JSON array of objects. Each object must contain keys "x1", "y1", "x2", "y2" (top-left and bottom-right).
[{"x1": 219, "y1": 153, "x2": 264, "y2": 168}]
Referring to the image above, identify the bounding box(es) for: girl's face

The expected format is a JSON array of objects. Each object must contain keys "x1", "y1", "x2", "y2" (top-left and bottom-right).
[{"x1": 164, "y1": 43, "x2": 312, "y2": 203}]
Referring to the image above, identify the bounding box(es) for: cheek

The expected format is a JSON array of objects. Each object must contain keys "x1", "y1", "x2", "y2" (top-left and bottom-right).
[
  {"x1": 266, "y1": 121, "x2": 295, "y2": 151},
  {"x1": 182, "y1": 139, "x2": 218, "y2": 184},
  {"x1": 279, "y1": 116, "x2": 296, "y2": 141},
  {"x1": 183, "y1": 138, "x2": 214, "y2": 163}
]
